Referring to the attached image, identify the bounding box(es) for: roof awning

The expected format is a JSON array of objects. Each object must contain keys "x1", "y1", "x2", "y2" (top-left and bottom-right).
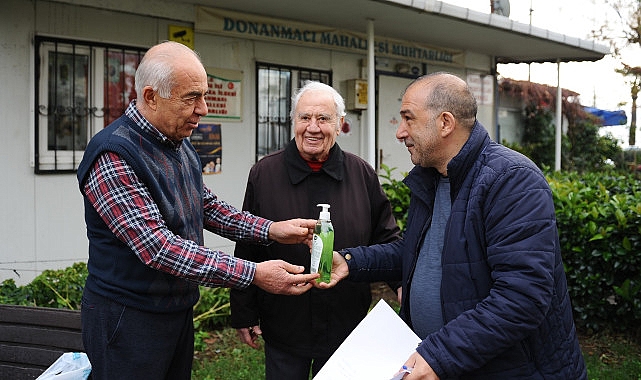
[
  {"x1": 188, "y1": 0, "x2": 610, "y2": 64},
  {"x1": 584, "y1": 106, "x2": 628, "y2": 126}
]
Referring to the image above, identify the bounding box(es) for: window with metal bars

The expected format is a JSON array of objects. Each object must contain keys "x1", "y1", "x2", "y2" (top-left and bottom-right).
[
  {"x1": 255, "y1": 63, "x2": 331, "y2": 161},
  {"x1": 34, "y1": 36, "x2": 146, "y2": 173}
]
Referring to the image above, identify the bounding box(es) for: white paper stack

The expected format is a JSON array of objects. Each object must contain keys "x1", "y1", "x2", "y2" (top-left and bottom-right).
[{"x1": 314, "y1": 299, "x2": 421, "y2": 380}]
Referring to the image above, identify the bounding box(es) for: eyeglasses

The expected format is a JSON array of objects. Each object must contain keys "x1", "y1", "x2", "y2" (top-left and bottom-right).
[{"x1": 296, "y1": 113, "x2": 336, "y2": 126}]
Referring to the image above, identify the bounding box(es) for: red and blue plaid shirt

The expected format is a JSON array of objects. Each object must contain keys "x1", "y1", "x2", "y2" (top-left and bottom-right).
[{"x1": 81, "y1": 102, "x2": 270, "y2": 289}]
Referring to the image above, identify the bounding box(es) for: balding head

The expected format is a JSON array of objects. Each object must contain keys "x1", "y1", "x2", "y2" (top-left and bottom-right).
[
  {"x1": 406, "y1": 72, "x2": 478, "y2": 129},
  {"x1": 133, "y1": 41, "x2": 209, "y2": 141}
]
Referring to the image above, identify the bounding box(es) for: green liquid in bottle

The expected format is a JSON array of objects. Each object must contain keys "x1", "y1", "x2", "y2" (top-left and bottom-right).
[
  {"x1": 314, "y1": 221, "x2": 334, "y2": 283},
  {"x1": 311, "y1": 203, "x2": 334, "y2": 283}
]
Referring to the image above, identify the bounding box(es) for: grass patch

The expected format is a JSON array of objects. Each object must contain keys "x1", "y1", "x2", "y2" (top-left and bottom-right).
[
  {"x1": 192, "y1": 328, "x2": 265, "y2": 380},
  {"x1": 581, "y1": 333, "x2": 641, "y2": 380}
]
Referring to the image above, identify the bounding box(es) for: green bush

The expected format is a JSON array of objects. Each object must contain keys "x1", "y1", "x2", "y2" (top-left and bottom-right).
[
  {"x1": 0, "y1": 262, "x2": 88, "y2": 309},
  {"x1": 548, "y1": 170, "x2": 641, "y2": 335},
  {"x1": 379, "y1": 163, "x2": 410, "y2": 233},
  {"x1": 521, "y1": 104, "x2": 556, "y2": 168},
  {"x1": 193, "y1": 287, "x2": 231, "y2": 330}
]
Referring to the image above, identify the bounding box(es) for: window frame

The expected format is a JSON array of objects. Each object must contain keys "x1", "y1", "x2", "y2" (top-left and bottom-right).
[
  {"x1": 255, "y1": 62, "x2": 331, "y2": 162},
  {"x1": 34, "y1": 36, "x2": 146, "y2": 174}
]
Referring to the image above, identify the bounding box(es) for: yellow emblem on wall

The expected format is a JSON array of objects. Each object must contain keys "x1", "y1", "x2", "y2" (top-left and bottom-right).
[{"x1": 168, "y1": 25, "x2": 194, "y2": 49}]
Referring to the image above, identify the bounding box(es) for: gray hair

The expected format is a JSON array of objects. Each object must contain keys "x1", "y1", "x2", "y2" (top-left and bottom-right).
[
  {"x1": 135, "y1": 41, "x2": 202, "y2": 99},
  {"x1": 290, "y1": 81, "x2": 346, "y2": 124}
]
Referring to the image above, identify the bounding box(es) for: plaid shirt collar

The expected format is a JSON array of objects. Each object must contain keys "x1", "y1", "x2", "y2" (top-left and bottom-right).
[{"x1": 125, "y1": 100, "x2": 182, "y2": 150}]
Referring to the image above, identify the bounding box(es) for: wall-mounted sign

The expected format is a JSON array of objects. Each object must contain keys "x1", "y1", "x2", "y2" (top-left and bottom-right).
[
  {"x1": 168, "y1": 25, "x2": 194, "y2": 49},
  {"x1": 196, "y1": 7, "x2": 464, "y2": 67},
  {"x1": 204, "y1": 68, "x2": 243, "y2": 121},
  {"x1": 191, "y1": 122, "x2": 222, "y2": 174}
]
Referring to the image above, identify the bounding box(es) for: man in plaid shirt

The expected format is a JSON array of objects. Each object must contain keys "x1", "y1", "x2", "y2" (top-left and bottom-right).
[{"x1": 77, "y1": 41, "x2": 318, "y2": 380}]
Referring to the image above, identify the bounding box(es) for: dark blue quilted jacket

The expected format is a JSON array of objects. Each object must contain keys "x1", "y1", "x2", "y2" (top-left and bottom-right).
[{"x1": 345, "y1": 121, "x2": 586, "y2": 379}]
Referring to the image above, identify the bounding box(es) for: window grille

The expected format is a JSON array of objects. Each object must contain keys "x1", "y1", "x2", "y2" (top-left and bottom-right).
[
  {"x1": 255, "y1": 63, "x2": 331, "y2": 161},
  {"x1": 34, "y1": 36, "x2": 146, "y2": 173}
]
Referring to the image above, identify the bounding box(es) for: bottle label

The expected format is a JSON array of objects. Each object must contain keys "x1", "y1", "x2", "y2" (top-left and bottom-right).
[{"x1": 310, "y1": 234, "x2": 323, "y2": 274}]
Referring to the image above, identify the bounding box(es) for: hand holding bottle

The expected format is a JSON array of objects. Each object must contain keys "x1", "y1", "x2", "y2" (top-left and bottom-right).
[
  {"x1": 252, "y1": 260, "x2": 319, "y2": 295},
  {"x1": 314, "y1": 251, "x2": 349, "y2": 289},
  {"x1": 268, "y1": 218, "x2": 316, "y2": 245}
]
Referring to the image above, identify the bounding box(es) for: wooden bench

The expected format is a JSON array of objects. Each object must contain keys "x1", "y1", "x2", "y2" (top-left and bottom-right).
[{"x1": 0, "y1": 304, "x2": 85, "y2": 380}]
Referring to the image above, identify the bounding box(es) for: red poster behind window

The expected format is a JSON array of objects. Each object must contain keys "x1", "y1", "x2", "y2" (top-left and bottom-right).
[{"x1": 104, "y1": 51, "x2": 141, "y2": 127}]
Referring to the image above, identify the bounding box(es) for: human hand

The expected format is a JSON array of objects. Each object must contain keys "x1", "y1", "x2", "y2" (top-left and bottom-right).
[
  {"x1": 236, "y1": 325, "x2": 262, "y2": 349},
  {"x1": 252, "y1": 260, "x2": 319, "y2": 295},
  {"x1": 313, "y1": 251, "x2": 349, "y2": 289},
  {"x1": 396, "y1": 351, "x2": 439, "y2": 380},
  {"x1": 268, "y1": 219, "x2": 316, "y2": 245}
]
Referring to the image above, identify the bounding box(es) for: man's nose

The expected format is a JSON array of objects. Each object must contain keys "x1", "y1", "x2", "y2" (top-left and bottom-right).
[
  {"x1": 396, "y1": 121, "x2": 407, "y2": 140},
  {"x1": 195, "y1": 95, "x2": 208, "y2": 116},
  {"x1": 307, "y1": 118, "x2": 322, "y2": 130}
]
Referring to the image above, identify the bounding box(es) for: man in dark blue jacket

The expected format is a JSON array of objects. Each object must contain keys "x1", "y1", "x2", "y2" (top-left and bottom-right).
[{"x1": 318, "y1": 72, "x2": 586, "y2": 379}]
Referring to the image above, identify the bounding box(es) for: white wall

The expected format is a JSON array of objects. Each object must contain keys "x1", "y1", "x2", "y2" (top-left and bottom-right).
[{"x1": 1, "y1": 1, "x2": 39, "y2": 284}]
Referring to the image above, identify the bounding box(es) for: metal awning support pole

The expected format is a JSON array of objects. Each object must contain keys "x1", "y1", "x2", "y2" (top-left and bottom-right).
[
  {"x1": 555, "y1": 60, "x2": 562, "y2": 171},
  {"x1": 367, "y1": 19, "x2": 376, "y2": 169}
]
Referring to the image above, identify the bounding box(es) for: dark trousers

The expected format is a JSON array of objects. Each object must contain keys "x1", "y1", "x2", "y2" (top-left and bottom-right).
[
  {"x1": 264, "y1": 341, "x2": 330, "y2": 380},
  {"x1": 81, "y1": 289, "x2": 194, "y2": 380}
]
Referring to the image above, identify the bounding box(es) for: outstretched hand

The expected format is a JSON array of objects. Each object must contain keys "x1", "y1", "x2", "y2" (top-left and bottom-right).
[
  {"x1": 269, "y1": 219, "x2": 316, "y2": 245},
  {"x1": 313, "y1": 251, "x2": 349, "y2": 289},
  {"x1": 252, "y1": 259, "x2": 319, "y2": 295}
]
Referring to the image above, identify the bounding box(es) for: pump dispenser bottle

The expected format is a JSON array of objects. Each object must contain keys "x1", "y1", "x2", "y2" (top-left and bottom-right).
[{"x1": 311, "y1": 203, "x2": 334, "y2": 283}]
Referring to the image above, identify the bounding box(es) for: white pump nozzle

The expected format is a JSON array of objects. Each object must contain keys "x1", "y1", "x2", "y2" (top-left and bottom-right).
[{"x1": 317, "y1": 203, "x2": 331, "y2": 220}]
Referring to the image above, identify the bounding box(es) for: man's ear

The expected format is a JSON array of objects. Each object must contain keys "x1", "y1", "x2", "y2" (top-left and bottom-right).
[
  {"x1": 439, "y1": 111, "x2": 456, "y2": 137},
  {"x1": 336, "y1": 116, "x2": 345, "y2": 136},
  {"x1": 142, "y1": 86, "x2": 158, "y2": 110}
]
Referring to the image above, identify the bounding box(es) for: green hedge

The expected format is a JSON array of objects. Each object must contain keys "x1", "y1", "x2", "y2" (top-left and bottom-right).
[
  {"x1": 379, "y1": 164, "x2": 410, "y2": 233},
  {"x1": 0, "y1": 262, "x2": 87, "y2": 309},
  {"x1": 548, "y1": 170, "x2": 641, "y2": 335}
]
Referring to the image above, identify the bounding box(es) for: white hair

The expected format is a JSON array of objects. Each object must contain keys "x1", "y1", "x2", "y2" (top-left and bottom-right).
[{"x1": 290, "y1": 81, "x2": 346, "y2": 123}]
